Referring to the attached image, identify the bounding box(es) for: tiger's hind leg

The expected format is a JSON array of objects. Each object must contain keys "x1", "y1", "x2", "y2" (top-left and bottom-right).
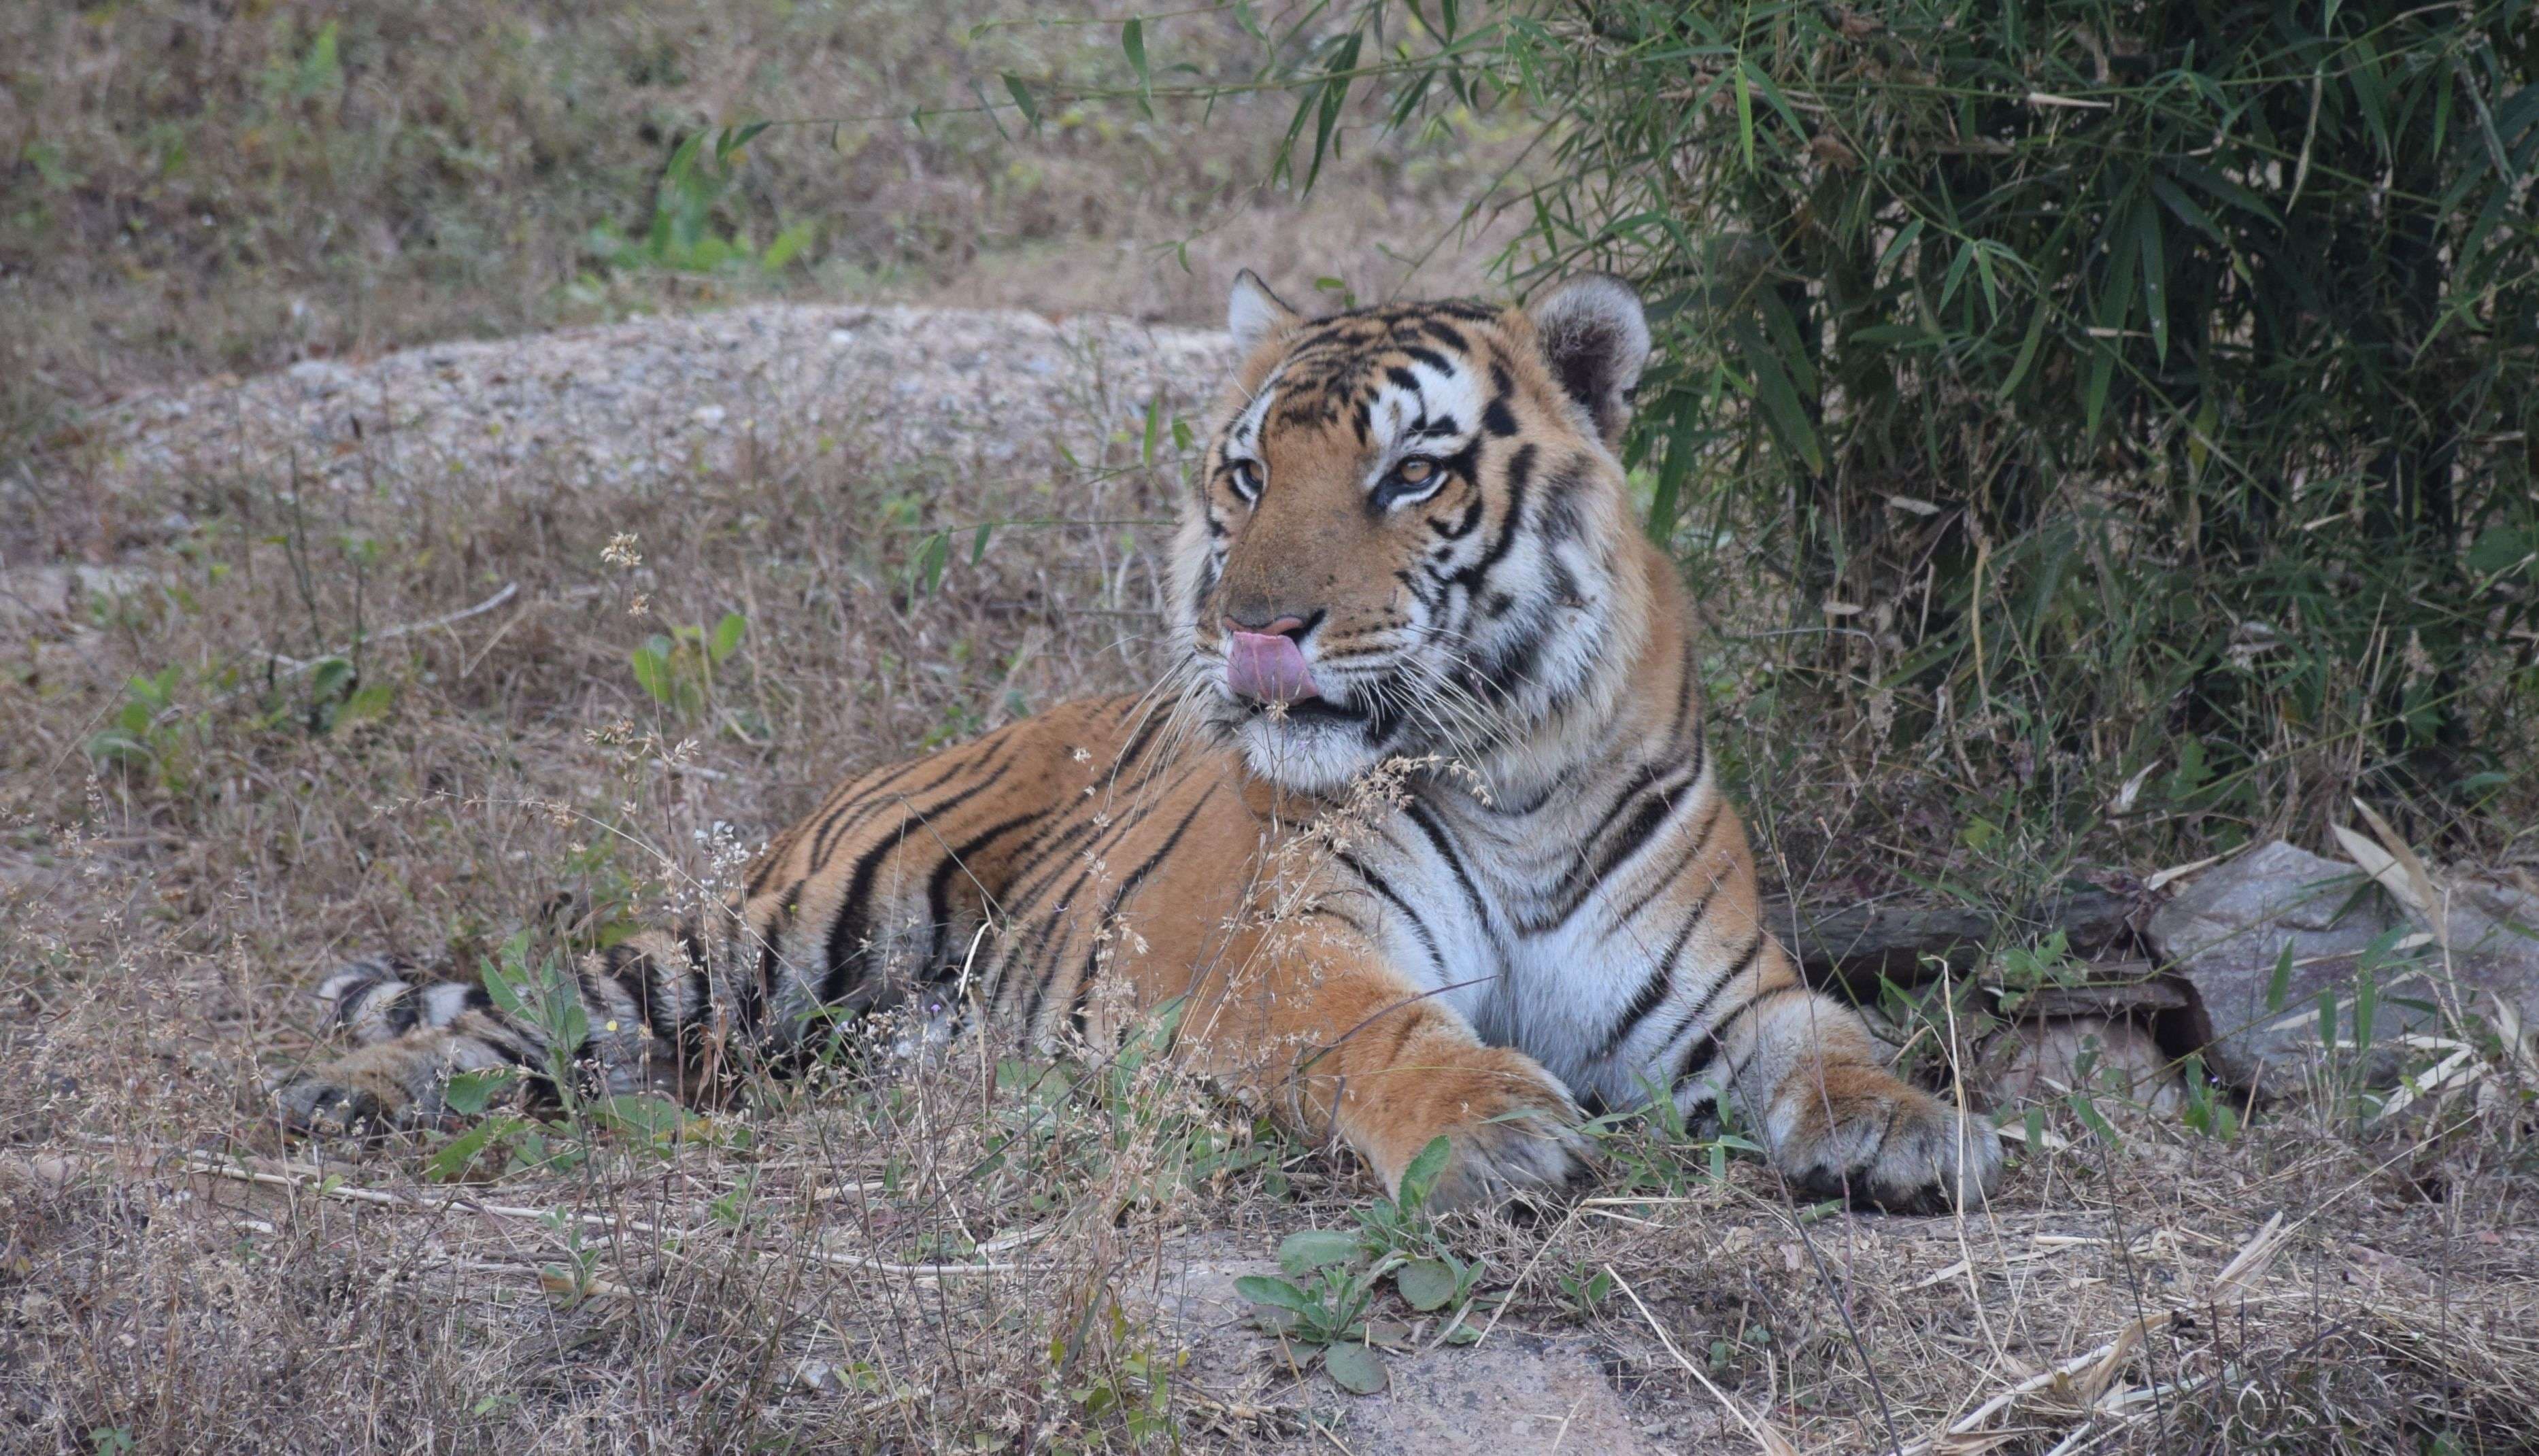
[
  {"x1": 307, "y1": 953, "x2": 488, "y2": 1047},
  {"x1": 269, "y1": 928, "x2": 713, "y2": 1134}
]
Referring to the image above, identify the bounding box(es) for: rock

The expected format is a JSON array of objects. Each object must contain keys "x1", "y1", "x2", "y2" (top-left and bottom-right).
[
  {"x1": 1986, "y1": 1015, "x2": 2183, "y2": 1115},
  {"x1": 0, "y1": 564, "x2": 152, "y2": 630},
  {"x1": 2147, "y1": 841, "x2": 2539, "y2": 1089},
  {"x1": 1335, "y1": 1334, "x2": 1668, "y2": 1455},
  {"x1": 1129, "y1": 1232, "x2": 1672, "y2": 1454}
]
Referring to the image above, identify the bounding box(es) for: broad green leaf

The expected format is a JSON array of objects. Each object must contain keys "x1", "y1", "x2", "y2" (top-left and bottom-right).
[
  {"x1": 1741, "y1": 350, "x2": 1823, "y2": 473},
  {"x1": 443, "y1": 1067, "x2": 515, "y2": 1117},
  {"x1": 1733, "y1": 63, "x2": 1754, "y2": 170},
  {"x1": 2069, "y1": 1092, "x2": 2119, "y2": 1147},
  {"x1": 1233, "y1": 1275, "x2": 1314, "y2": 1315},
  {"x1": 338, "y1": 681, "x2": 395, "y2": 726},
  {"x1": 1279, "y1": 1230, "x2": 1360, "y2": 1278},
  {"x1": 1322, "y1": 1342, "x2": 1388, "y2": 1395},
  {"x1": 1001, "y1": 74, "x2": 1038, "y2": 130},
  {"x1": 1394, "y1": 1257, "x2": 1458, "y2": 1312},
  {"x1": 2135, "y1": 198, "x2": 2169, "y2": 363},
  {"x1": 1396, "y1": 1135, "x2": 1452, "y2": 1211},
  {"x1": 709, "y1": 612, "x2": 746, "y2": 665},
  {"x1": 2466, "y1": 526, "x2": 2535, "y2": 577},
  {"x1": 715, "y1": 120, "x2": 772, "y2": 165},
  {"x1": 2265, "y1": 941, "x2": 2295, "y2": 1013},
  {"x1": 308, "y1": 656, "x2": 354, "y2": 702},
  {"x1": 426, "y1": 1117, "x2": 522, "y2": 1182},
  {"x1": 593, "y1": 1094, "x2": 692, "y2": 1140},
  {"x1": 759, "y1": 221, "x2": 813, "y2": 271},
  {"x1": 1122, "y1": 17, "x2": 1150, "y2": 116}
]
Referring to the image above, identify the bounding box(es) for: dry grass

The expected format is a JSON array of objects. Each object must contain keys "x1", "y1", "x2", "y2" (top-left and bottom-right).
[
  {"x1": 5, "y1": 302, "x2": 2536, "y2": 1452},
  {"x1": 3, "y1": 0, "x2": 1528, "y2": 480},
  {"x1": 6, "y1": 7, "x2": 2539, "y2": 1451}
]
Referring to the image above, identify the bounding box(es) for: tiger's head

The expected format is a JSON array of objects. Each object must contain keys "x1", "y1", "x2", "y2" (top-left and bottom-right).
[{"x1": 1169, "y1": 271, "x2": 1657, "y2": 794}]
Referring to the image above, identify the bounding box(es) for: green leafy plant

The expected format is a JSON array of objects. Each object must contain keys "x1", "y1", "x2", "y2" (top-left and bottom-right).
[
  {"x1": 1583, "y1": 1074, "x2": 1770, "y2": 1198},
  {"x1": 1233, "y1": 1138, "x2": 1497, "y2": 1393},
  {"x1": 423, "y1": 932, "x2": 695, "y2": 1183},
  {"x1": 1241, "y1": 0, "x2": 2539, "y2": 846},
  {"x1": 1556, "y1": 1263, "x2": 1615, "y2": 1319},
  {"x1": 86, "y1": 667, "x2": 188, "y2": 790},
  {"x1": 2179, "y1": 1052, "x2": 2241, "y2": 1141},
  {"x1": 630, "y1": 611, "x2": 745, "y2": 717},
  {"x1": 592, "y1": 124, "x2": 814, "y2": 275}
]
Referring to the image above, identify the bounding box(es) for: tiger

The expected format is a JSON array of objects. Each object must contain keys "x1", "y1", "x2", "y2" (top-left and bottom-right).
[{"x1": 272, "y1": 271, "x2": 2002, "y2": 1213}]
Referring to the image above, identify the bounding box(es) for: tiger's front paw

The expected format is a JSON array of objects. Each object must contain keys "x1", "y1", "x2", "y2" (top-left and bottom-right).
[
  {"x1": 1766, "y1": 1063, "x2": 2002, "y2": 1213},
  {"x1": 1364, "y1": 1045, "x2": 1592, "y2": 1213}
]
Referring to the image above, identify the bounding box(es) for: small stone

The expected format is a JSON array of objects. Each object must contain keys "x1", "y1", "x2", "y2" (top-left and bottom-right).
[{"x1": 1988, "y1": 1015, "x2": 2183, "y2": 1114}]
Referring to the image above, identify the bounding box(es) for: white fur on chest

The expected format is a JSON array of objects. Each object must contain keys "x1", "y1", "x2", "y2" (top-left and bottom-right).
[{"x1": 1346, "y1": 782, "x2": 1699, "y2": 1097}]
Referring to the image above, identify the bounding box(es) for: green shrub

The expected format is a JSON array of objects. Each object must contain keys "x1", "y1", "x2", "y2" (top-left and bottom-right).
[{"x1": 1281, "y1": 0, "x2": 2539, "y2": 843}]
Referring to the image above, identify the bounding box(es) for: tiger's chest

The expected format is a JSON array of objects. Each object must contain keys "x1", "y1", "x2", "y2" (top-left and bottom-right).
[{"x1": 1339, "y1": 788, "x2": 1698, "y2": 1088}]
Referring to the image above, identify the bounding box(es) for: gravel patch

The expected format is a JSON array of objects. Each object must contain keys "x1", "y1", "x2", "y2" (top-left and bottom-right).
[{"x1": 88, "y1": 303, "x2": 1241, "y2": 512}]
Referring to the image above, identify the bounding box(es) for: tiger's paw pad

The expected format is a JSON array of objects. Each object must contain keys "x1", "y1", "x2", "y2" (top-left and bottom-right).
[
  {"x1": 1387, "y1": 1059, "x2": 1592, "y2": 1213},
  {"x1": 268, "y1": 1071, "x2": 392, "y2": 1136},
  {"x1": 1778, "y1": 1081, "x2": 2002, "y2": 1213},
  {"x1": 1422, "y1": 1108, "x2": 1592, "y2": 1213}
]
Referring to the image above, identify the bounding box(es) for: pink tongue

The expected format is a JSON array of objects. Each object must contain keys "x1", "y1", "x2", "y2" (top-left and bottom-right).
[{"x1": 1226, "y1": 631, "x2": 1322, "y2": 705}]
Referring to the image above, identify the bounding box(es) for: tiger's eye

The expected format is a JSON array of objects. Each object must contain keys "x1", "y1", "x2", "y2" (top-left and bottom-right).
[{"x1": 1397, "y1": 458, "x2": 1435, "y2": 485}]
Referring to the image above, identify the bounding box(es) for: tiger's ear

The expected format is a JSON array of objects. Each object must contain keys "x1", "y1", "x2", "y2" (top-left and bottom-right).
[
  {"x1": 1527, "y1": 275, "x2": 1649, "y2": 448},
  {"x1": 1227, "y1": 269, "x2": 1300, "y2": 354}
]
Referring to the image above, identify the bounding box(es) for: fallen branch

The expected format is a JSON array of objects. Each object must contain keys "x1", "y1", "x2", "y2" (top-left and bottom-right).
[
  {"x1": 255, "y1": 580, "x2": 521, "y2": 675},
  {"x1": 175, "y1": 1155, "x2": 1026, "y2": 1279},
  {"x1": 1764, "y1": 887, "x2": 2136, "y2": 990}
]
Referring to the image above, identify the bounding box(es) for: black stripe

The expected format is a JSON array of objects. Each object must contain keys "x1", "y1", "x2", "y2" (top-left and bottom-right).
[
  {"x1": 602, "y1": 947, "x2": 667, "y2": 1036},
  {"x1": 1026, "y1": 788, "x2": 1217, "y2": 1035},
  {"x1": 1671, "y1": 932, "x2": 1769, "y2": 1085},
  {"x1": 1447, "y1": 444, "x2": 1534, "y2": 599},
  {"x1": 1332, "y1": 849, "x2": 1446, "y2": 979},
  {"x1": 1400, "y1": 800, "x2": 1492, "y2": 932},
  {"x1": 1113, "y1": 704, "x2": 1175, "y2": 775},
  {"x1": 840, "y1": 732, "x2": 1018, "y2": 849},
  {"x1": 1706, "y1": 982, "x2": 1815, "y2": 1108},
  {"x1": 923, "y1": 811, "x2": 1043, "y2": 969},
  {"x1": 815, "y1": 758, "x2": 1024, "y2": 1003},
  {"x1": 1420, "y1": 320, "x2": 1468, "y2": 352},
  {"x1": 1527, "y1": 764, "x2": 1694, "y2": 931},
  {"x1": 1596, "y1": 962, "x2": 1671, "y2": 1062},
  {"x1": 1612, "y1": 799, "x2": 1723, "y2": 927}
]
